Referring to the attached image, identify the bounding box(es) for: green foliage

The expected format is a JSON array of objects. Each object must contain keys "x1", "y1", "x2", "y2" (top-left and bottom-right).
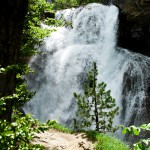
[
  {"x1": 86, "y1": 130, "x2": 99, "y2": 141},
  {"x1": 0, "y1": 83, "x2": 34, "y2": 116},
  {"x1": 20, "y1": 0, "x2": 56, "y2": 59},
  {"x1": 53, "y1": 0, "x2": 79, "y2": 9},
  {"x1": 0, "y1": 64, "x2": 32, "y2": 75},
  {"x1": 0, "y1": 64, "x2": 34, "y2": 116},
  {"x1": 53, "y1": 0, "x2": 109, "y2": 9},
  {"x1": 0, "y1": 114, "x2": 45, "y2": 150},
  {"x1": 74, "y1": 62, "x2": 119, "y2": 133},
  {"x1": 122, "y1": 123, "x2": 150, "y2": 150},
  {"x1": 0, "y1": 113, "x2": 71, "y2": 149},
  {"x1": 0, "y1": 108, "x2": 71, "y2": 149}
]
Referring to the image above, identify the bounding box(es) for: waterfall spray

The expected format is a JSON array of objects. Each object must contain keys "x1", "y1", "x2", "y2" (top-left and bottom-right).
[{"x1": 25, "y1": 3, "x2": 150, "y2": 132}]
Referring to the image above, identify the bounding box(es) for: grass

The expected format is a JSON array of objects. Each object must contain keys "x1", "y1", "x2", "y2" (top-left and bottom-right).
[
  {"x1": 96, "y1": 134, "x2": 130, "y2": 150},
  {"x1": 86, "y1": 130, "x2": 130, "y2": 150},
  {"x1": 46, "y1": 120, "x2": 72, "y2": 133}
]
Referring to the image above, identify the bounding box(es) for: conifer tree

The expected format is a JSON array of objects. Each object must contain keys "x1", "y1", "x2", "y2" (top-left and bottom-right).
[{"x1": 74, "y1": 62, "x2": 119, "y2": 133}]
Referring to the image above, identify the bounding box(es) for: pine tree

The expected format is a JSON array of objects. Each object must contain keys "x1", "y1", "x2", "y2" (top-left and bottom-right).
[{"x1": 74, "y1": 62, "x2": 119, "y2": 133}]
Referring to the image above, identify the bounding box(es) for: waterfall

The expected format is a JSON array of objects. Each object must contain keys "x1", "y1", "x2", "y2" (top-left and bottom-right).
[{"x1": 25, "y1": 3, "x2": 150, "y2": 129}]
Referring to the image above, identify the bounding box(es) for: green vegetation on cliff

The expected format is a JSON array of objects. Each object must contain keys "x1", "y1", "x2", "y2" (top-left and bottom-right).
[{"x1": 53, "y1": 0, "x2": 110, "y2": 9}]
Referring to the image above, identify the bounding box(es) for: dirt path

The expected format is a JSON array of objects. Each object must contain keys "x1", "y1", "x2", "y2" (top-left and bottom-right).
[{"x1": 32, "y1": 129, "x2": 95, "y2": 150}]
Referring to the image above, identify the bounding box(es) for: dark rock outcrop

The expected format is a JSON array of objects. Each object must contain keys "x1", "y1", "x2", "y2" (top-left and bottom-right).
[{"x1": 115, "y1": 0, "x2": 150, "y2": 56}]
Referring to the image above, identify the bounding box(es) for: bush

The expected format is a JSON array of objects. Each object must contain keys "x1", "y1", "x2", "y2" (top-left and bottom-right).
[
  {"x1": 122, "y1": 123, "x2": 150, "y2": 150},
  {"x1": 0, "y1": 114, "x2": 44, "y2": 149}
]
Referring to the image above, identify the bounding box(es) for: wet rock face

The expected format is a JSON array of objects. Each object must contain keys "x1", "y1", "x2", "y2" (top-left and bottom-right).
[
  {"x1": 115, "y1": 0, "x2": 150, "y2": 56},
  {"x1": 121, "y1": 70, "x2": 150, "y2": 144},
  {"x1": 116, "y1": 0, "x2": 150, "y2": 144},
  {"x1": 121, "y1": 66, "x2": 150, "y2": 126}
]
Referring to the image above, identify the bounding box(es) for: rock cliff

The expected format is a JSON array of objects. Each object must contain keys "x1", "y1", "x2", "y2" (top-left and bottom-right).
[
  {"x1": 115, "y1": 0, "x2": 150, "y2": 56},
  {"x1": 114, "y1": 0, "x2": 150, "y2": 144}
]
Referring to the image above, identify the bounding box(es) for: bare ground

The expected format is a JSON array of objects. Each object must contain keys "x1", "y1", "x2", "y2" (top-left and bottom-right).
[{"x1": 32, "y1": 129, "x2": 95, "y2": 150}]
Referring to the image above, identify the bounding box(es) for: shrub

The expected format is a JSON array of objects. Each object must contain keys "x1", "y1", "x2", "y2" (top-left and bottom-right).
[{"x1": 122, "y1": 123, "x2": 150, "y2": 150}]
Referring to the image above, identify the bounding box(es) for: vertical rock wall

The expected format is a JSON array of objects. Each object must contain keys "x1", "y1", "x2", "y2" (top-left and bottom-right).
[{"x1": 116, "y1": 0, "x2": 150, "y2": 56}]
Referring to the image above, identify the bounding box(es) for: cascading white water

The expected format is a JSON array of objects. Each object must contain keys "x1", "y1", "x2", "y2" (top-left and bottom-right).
[{"x1": 25, "y1": 3, "x2": 150, "y2": 130}]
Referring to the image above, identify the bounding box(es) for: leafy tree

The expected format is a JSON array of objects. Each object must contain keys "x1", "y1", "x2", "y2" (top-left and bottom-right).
[
  {"x1": 74, "y1": 62, "x2": 119, "y2": 133},
  {"x1": 20, "y1": 0, "x2": 55, "y2": 60}
]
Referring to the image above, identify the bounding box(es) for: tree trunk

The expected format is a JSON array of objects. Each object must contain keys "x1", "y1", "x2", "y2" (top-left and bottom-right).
[
  {"x1": 93, "y1": 64, "x2": 99, "y2": 131},
  {"x1": 0, "y1": 0, "x2": 28, "y2": 121}
]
